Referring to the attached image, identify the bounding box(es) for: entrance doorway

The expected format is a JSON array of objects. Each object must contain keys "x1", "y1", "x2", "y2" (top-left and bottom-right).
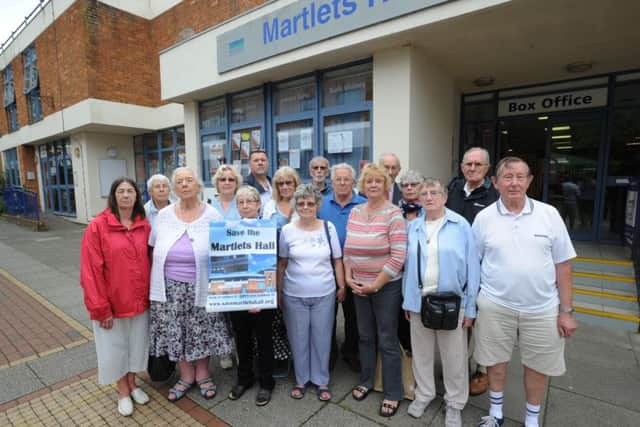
[
  {"x1": 498, "y1": 112, "x2": 604, "y2": 240},
  {"x1": 39, "y1": 141, "x2": 76, "y2": 216}
]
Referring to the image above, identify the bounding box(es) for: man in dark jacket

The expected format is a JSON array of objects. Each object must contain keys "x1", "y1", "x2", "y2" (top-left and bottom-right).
[
  {"x1": 446, "y1": 146, "x2": 498, "y2": 397},
  {"x1": 245, "y1": 150, "x2": 272, "y2": 209}
]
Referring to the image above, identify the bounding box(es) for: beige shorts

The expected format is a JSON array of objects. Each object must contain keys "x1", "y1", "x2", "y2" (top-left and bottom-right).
[{"x1": 473, "y1": 292, "x2": 566, "y2": 376}]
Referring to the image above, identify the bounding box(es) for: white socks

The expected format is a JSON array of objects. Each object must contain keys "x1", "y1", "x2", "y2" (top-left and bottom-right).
[
  {"x1": 525, "y1": 402, "x2": 541, "y2": 427},
  {"x1": 489, "y1": 390, "x2": 504, "y2": 419}
]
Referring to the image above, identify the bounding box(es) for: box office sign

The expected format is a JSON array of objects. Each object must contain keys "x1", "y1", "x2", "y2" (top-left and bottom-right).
[
  {"x1": 498, "y1": 88, "x2": 608, "y2": 117},
  {"x1": 217, "y1": 0, "x2": 450, "y2": 73}
]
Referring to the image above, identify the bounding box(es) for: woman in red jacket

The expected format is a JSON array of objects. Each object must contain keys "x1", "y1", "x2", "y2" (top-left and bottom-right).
[{"x1": 80, "y1": 177, "x2": 152, "y2": 417}]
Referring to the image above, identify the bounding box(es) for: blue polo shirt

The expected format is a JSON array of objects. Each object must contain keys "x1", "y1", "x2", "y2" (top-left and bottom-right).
[{"x1": 318, "y1": 191, "x2": 366, "y2": 248}]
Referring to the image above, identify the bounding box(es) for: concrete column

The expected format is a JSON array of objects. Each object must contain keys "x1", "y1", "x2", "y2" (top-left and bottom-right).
[{"x1": 183, "y1": 101, "x2": 201, "y2": 179}]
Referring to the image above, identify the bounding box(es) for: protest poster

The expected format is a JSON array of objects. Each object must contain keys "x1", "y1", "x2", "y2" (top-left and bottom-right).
[{"x1": 206, "y1": 218, "x2": 277, "y2": 312}]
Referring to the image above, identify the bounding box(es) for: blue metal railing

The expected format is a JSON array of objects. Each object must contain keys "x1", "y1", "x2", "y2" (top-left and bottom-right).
[{"x1": 1, "y1": 185, "x2": 41, "y2": 220}]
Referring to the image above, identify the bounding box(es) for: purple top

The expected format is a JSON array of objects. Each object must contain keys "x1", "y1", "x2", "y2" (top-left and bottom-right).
[{"x1": 164, "y1": 232, "x2": 197, "y2": 282}]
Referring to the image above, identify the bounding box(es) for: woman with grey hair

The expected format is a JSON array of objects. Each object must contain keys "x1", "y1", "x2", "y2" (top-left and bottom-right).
[
  {"x1": 398, "y1": 170, "x2": 425, "y2": 222},
  {"x1": 211, "y1": 165, "x2": 243, "y2": 220},
  {"x1": 148, "y1": 167, "x2": 232, "y2": 402},
  {"x1": 277, "y1": 184, "x2": 345, "y2": 401},
  {"x1": 144, "y1": 174, "x2": 171, "y2": 229}
]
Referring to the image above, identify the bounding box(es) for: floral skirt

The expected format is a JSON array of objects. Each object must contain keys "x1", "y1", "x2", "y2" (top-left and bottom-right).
[{"x1": 150, "y1": 278, "x2": 232, "y2": 362}]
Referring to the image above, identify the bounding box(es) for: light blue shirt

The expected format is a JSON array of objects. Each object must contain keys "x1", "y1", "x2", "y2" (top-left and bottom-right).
[
  {"x1": 402, "y1": 208, "x2": 480, "y2": 318},
  {"x1": 210, "y1": 197, "x2": 241, "y2": 220},
  {"x1": 144, "y1": 199, "x2": 167, "y2": 230}
]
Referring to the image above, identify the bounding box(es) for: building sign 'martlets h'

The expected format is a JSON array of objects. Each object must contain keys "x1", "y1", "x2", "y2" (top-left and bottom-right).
[{"x1": 217, "y1": 0, "x2": 450, "y2": 73}]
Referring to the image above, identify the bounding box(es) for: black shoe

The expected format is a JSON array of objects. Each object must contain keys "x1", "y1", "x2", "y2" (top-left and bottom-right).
[
  {"x1": 255, "y1": 388, "x2": 272, "y2": 406},
  {"x1": 228, "y1": 383, "x2": 252, "y2": 400}
]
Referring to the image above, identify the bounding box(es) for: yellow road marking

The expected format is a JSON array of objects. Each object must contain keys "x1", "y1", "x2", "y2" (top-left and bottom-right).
[
  {"x1": 574, "y1": 257, "x2": 633, "y2": 266},
  {"x1": 575, "y1": 306, "x2": 640, "y2": 323},
  {"x1": 573, "y1": 271, "x2": 635, "y2": 283},
  {"x1": 573, "y1": 288, "x2": 638, "y2": 302}
]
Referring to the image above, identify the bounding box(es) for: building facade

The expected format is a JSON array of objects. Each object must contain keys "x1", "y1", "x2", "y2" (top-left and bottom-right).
[{"x1": 1, "y1": 0, "x2": 639, "y2": 243}]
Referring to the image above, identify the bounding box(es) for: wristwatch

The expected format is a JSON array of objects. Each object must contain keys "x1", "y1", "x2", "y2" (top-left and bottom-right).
[{"x1": 559, "y1": 305, "x2": 575, "y2": 314}]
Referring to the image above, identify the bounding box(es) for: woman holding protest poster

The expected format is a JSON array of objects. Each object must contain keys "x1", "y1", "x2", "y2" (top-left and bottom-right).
[
  {"x1": 148, "y1": 167, "x2": 232, "y2": 402},
  {"x1": 210, "y1": 164, "x2": 243, "y2": 220},
  {"x1": 80, "y1": 177, "x2": 151, "y2": 417},
  {"x1": 278, "y1": 184, "x2": 345, "y2": 401},
  {"x1": 227, "y1": 185, "x2": 276, "y2": 406}
]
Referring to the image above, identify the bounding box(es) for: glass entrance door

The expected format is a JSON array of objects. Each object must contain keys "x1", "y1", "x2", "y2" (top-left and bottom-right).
[
  {"x1": 499, "y1": 112, "x2": 605, "y2": 240},
  {"x1": 546, "y1": 114, "x2": 604, "y2": 240}
]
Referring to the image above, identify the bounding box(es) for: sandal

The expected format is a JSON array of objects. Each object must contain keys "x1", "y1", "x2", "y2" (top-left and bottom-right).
[
  {"x1": 351, "y1": 385, "x2": 370, "y2": 401},
  {"x1": 379, "y1": 400, "x2": 399, "y2": 417},
  {"x1": 255, "y1": 388, "x2": 272, "y2": 406},
  {"x1": 290, "y1": 385, "x2": 306, "y2": 400},
  {"x1": 168, "y1": 379, "x2": 194, "y2": 402},
  {"x1": 317, "y1": 386, "x2": 332, "y2": 402},
  {"x1": 197, "y1": 377, "x2": 217, "y2": 399}
]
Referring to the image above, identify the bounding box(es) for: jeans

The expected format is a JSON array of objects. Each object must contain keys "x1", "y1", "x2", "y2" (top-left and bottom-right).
[
  {"x1": 283, "y1": 292, "x2": 335, "y2": 386},
  {"x1": 353, "y1": 279, "x2": 403, "y2": 400}
]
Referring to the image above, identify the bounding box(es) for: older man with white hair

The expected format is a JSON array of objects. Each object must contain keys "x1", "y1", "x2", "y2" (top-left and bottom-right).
[
  {"x1": 144, "y1": 174, "x2": 172, "y2": 229},
  {"x1": 379, "y1": 153, "x2": 402, "y2": 205}
]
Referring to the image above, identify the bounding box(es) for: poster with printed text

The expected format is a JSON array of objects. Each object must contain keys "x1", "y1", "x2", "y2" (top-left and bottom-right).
[{"x1": 206, "y1": 218, "x2": 277, "y2": 312}]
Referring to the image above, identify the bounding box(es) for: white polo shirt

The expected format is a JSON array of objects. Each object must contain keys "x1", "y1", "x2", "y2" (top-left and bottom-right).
[{"x1": 472, "y1": 197, "x2": 576, "y2": 313}]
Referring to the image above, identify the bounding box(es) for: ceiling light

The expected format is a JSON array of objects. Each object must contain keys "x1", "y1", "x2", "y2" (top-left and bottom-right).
[
  {"x1": 552, "y1": 126, "x2": 571, "y2": 131},
  {"x1": 551, "y1": 134, "x2": 572, "y2": 140},
  {"x1": 473, "y1": 76, "x2": 495, "y2": 87},
  {"x1": 556, "y1": 146, "x2": 573, "y2": 150},
  {"x1": 537, "y1": 116, "x2": 548, "y2": 121},
  {"x1": 566, "y1": 61, "x2": 593, "y2": 73}
]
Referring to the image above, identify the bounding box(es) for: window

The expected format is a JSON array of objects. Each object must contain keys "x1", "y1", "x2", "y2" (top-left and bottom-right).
[
  {"x1": 39, "y1": 141, "x2": 75, "y2": 215},
  {"x1": 133, "y1": 127, "x2": 186, "y2": 193},
  {"x1": 3, "y1": 148, "x2": 21, "y2": 186},
  {"x1": 23, "y1": 45, "x2": 42, "y2": 123},
  {"x1": 198, "y1": 61, "x2": 374, "y2": 184},
  {"x1": 3, "y1": 65, "x2": 19, "y2": 132}
]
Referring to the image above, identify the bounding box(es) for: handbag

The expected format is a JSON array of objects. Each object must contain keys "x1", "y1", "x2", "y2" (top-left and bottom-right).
[
  {"x1": 417, "y1": 241, "x2": 461, "y2": 330},
  {"x1": 147, "y1": 354, "x2": 175, "y2": 382},
  {"x1": 373, "y1": 343, "x2": 415, "y2": 400}
]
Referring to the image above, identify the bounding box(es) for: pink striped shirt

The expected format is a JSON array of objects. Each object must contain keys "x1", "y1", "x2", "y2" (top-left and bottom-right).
[{"x1": 344, "y1": 203, "x2": 407, "y2": 285}]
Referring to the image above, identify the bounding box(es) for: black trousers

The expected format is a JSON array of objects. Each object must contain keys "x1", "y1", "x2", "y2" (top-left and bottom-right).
[
  {"x1": 230, "y1": 309, "x2": 275, "y2": 390},
  {"x1": 331, "y1": 287, "x2": 359, "y2": 356}
]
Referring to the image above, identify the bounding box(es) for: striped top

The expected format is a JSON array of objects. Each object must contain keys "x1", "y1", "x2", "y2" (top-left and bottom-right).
[{"x1": 344, "y1": 203, "x2": 407, "y2": 285}]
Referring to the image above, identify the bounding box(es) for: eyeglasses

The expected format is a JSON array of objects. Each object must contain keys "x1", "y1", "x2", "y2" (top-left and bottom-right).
[
  {"x1": 419, "y1": 190, "x2": 443, "y2": 197},
  {"x1": 276, "y1": 180, "x2": 295, "y2": 187},
  {"x1": 218, "y1": 177, "x2": 236, "y2": 182},
  {"x1": 237, "y1": 199, "x2": 258, "y2": 206},
  {"x1": 296, "y1": 201, "x2": 317, "y2": 208},
  {"x1": 311, "y1": 165, "x2": 328, "y2": 170},
  {"x1": 401, "y1": 182, "x2": 419, "y2": 188},
  {"x1": 462, "y1": 162, "x2": 487, "y2": 168}
]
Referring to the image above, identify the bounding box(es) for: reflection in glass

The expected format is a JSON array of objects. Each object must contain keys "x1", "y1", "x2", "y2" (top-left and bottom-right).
[
  {"x1": 608, "y1": 107, "x2": 640, "y2": 177},
  {"x1": 202, "y1": 133, "x2": 226, "y2": 182},
  {"x1": 200, "y1": 98, "x2": 226, "y2": 129},
  {"x1": 231, "y1": 90, "x2": 264, "y2": 123},
  {"x1": 274, "y1": 78, "x2": 315, "y2": 115},
  {"x1": 161, "y1": 130, "x2": 174, "y2": 149},
  {"x1": 231, "y1": 128, "x2": 261, "y2": 178},
  {"x1": 323, "y1": 64, "x2": 372, "y2": 108}
]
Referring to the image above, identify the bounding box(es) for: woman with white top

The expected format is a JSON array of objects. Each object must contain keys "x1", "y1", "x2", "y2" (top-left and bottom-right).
[
  {"x1": 401, "y1": 178, "x2": 480, "y2": 426},
  {"x1": 278, "y1": 184, "x2": 345, "y2": 401},
  {"x1": 148, "y1": 167, "x2": 232, "y2": 402}
]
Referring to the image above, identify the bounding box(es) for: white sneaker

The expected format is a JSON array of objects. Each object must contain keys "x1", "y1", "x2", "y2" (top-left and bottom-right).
[
  {"x1": 130, "y1": 387, "x2": 150, "y2": 405},
  {"x1": 445, "y1": 406, "x2": 462, "y2": 427},
  {"x1": 407, "y1": 399, "x2": 430, "y2": 418},
  {"x1": 220, "y1": 354, "x2": 234, "y2": 370},
  {"x1": 117, "y1": 396, "x2": 134, "y2": 416}
]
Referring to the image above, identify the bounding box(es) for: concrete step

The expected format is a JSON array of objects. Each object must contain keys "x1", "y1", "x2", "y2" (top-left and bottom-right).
[
  {"x1": 572, "y1": 269, "x2": 636, "y2": 293},
  {"x1": 574, "y1": 301, "x2": 640, "y2": 332},
  {"x1": 572, "y1": 256, "x2": 634, "y2": 276},
  {"x1": 573, "y1": 284, "x2": 638, "y2": 312}
]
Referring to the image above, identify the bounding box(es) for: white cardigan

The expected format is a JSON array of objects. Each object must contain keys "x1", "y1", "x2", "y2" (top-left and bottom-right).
[{"x1": 149, "y1": 204, "x2": 222, "y2": 307}]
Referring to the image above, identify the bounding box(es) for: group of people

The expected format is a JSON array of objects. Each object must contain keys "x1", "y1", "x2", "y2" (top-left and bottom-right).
[{"x1": 80, "y1": 147, "x2": 578, "y2": 427}]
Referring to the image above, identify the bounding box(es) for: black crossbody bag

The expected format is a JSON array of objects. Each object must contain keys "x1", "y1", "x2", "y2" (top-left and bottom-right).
[{"x1": 417, "y1": 242, "x2": 462, "y2": 330}]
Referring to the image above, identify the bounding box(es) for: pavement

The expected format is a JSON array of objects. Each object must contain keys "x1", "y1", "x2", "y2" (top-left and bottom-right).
[{"x1": 0, "y1": 213, "x2": 639, "y2": 426}]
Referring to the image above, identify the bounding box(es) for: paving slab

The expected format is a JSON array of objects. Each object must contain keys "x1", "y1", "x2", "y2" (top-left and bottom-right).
[
  {"x1": 340, "y1": 391, "x2": 442, "y2": 426},
  {"x1": 27, "y1": 342, "x2": 97, "y2": 386},
  {"x1": 550, "y1": 357, "x2": 640, "y2": 412},
  {"x1": 430, "y1": 402, "x2": 522, "y2": 427},
  {"x1": 0, "y1": 364, "x2": 45, "y2": 404},
  {"x1": 303, "y1": 402, "x2": 381, "y2": 426},
  {"x1": 544, "y1": 387, "x2": 639, "y2": 427}
]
